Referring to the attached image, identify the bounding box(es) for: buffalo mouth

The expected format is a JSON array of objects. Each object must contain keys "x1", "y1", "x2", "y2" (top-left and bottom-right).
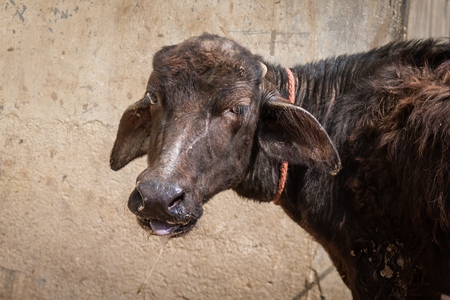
[{"x1": 137, "y1": 217, "x2": 198, "y2": 237}]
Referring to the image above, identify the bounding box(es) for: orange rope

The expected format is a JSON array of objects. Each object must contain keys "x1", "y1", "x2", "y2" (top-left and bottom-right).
[{"x1": 273, "y1": 68, "x2": 295, "y2": 205}]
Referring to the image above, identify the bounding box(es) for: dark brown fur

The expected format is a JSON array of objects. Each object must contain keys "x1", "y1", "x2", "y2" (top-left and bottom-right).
[{"x1": 111, "y1": 34, "x2": 450, "y2": 299}]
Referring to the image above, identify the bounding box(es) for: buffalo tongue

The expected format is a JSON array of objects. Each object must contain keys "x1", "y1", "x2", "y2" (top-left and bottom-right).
[{"x1": 150, "y1": 220, "x2": 180, "y2": 236}]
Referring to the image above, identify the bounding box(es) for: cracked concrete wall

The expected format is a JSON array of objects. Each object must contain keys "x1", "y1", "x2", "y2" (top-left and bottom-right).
[{"x1": 0, "y1": 1, "x2": 446, "y2": 299}]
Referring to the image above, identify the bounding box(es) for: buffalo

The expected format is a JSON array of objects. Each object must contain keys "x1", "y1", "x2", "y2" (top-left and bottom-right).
[{"x1": 111, "y1": 34, "x2": 450, "y2": 299}]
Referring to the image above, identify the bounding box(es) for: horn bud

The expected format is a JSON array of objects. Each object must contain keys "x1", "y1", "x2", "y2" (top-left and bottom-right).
[{"x1": 260, "y1": 63, "x2": 267, "y2": 78}]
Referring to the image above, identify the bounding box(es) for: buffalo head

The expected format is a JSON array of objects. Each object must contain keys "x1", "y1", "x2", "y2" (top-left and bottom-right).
[{"x1": 110, "y1": 33, "x2": 340, "y2": 237}]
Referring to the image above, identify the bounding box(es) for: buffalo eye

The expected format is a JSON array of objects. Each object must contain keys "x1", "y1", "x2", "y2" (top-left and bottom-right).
[
  {"x1": 229, "y1": 105, "x2": 249, "y2": 116},
  {"x1": 145, "y1": 91, "x2": 158, "y2": 105}
]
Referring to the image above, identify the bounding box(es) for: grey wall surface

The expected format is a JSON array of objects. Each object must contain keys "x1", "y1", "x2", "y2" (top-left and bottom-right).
[
  {"x1": 0, "y1": 1, "x2": 448, "y2": 299},
  {"x1": 407, "y1": 0, "x2": 450, "y2": 39}
]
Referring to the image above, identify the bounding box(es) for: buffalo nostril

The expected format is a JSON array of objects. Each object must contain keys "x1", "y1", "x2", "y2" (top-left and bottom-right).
[
  {"x1": 128, "y1": 188, "x2": 144, "y2": 214},
  {"x1": 168, "y1": 193, "x2": 184, "y2": 211},
  {"x1": 134, "y1": 181, "x2": 147, "y2": 211}
]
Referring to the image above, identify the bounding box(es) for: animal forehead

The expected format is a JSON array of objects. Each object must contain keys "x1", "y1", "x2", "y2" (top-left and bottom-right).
[
  {"x1": 148, "y1": 34, "x2": 262, "y2": 109},
  {"x1": 152, "y1": 34, "x2": 258, "y2": 80},
  {"x1": 173, "y1": 34, "x2": 244, "y2": 60},
  {"x1": 160, "y1": 80, "x2": 254, "y2": 112},
  {"x1": 195, "y1": 36, "x2": 238, "y2": 53}
]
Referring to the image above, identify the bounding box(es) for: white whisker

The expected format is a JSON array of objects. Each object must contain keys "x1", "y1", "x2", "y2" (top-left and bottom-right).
[{"x1": 137, "y1": 236, "x2": 170, "y2": 294}]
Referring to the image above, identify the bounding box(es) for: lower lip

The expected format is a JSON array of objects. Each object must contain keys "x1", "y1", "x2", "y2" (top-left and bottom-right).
[{"x1": 138, "y1": 218, "x2": 197, "y2": 236}]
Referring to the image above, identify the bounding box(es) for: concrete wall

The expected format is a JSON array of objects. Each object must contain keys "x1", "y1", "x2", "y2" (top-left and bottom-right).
[
  {"x1": 0, "y1": 1, "x2": 447, "y2": 299},
  {"x1": 407, "y1": 0, "x2": 450, "y2": 39}
]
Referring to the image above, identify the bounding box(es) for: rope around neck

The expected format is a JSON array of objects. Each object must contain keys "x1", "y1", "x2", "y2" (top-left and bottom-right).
[{"x1": 272, "y1": 68, "x2": 295, "y2": 205}]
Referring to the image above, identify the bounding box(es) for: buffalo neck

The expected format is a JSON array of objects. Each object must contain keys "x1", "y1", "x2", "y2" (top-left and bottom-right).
[
  {"x1": 262, "y1": 55, "x2": 372, "y2": 233},
  {"x1": 264, "y1": 54, "x2": 370, "y2": 125}
]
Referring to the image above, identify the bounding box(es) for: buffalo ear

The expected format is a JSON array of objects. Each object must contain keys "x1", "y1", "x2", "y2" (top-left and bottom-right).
[
  {"x1": 258, "y1": 99, "x2": 341, "y2": 175},
  {"x1": 110, "y1": 97, "x2": 152, "y2": 171}
]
